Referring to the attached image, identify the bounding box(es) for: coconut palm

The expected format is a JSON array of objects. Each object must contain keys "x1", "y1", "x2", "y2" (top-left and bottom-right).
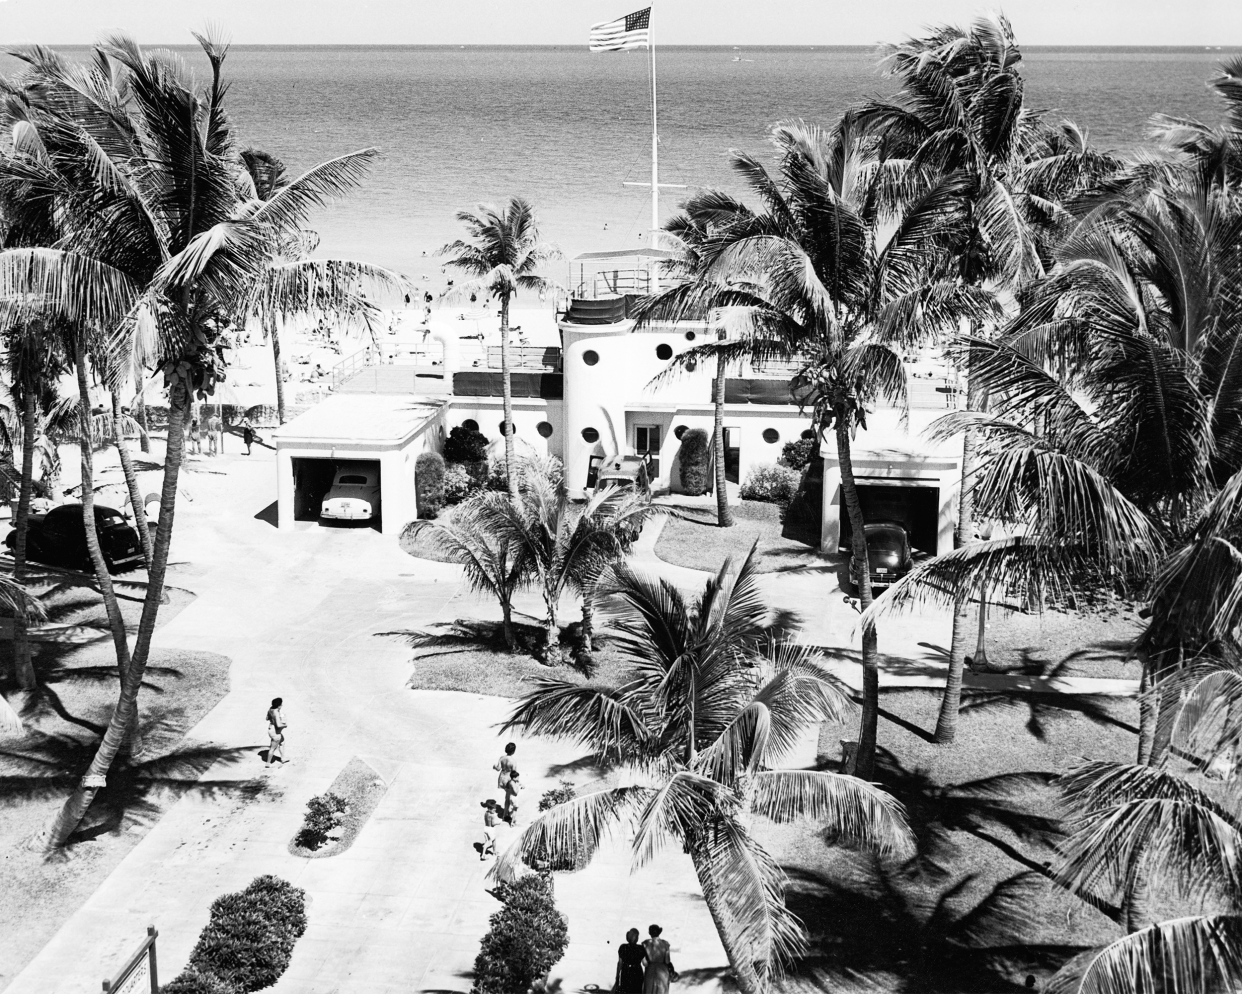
[
  {"x1": 399, "y1": 489, "x2": 529, "y2": 650},
  {"x1": 479, "y1": 470, "x2": 658, "y2": 664},
  {"x1": 1051, "y1": 758, "x2": 1242, "y2": 991},
  {"x1": 1147, "y1": 56, "x2": 1242, "y2": 192},
  {"x1": 854, "y1": 14, "x2": 1121, "y2": 742},
  {"x1": 495, "y1": 549, "x2": 912, "y2": 994},
  {"x1": 0, "y1": 34, "x2": 391, "y2": 846},
  {"x1": 236, "y1": 147, "x2": 406, "y2": 425},
  {"x1": 440, "y1": 199, "x2": 560, "y2": 499},
  {"x1": 632, "y1": 119, "x2": 993, "y2": 778}
]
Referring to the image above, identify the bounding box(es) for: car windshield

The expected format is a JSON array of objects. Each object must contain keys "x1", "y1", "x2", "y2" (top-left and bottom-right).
[
  {"x1": 599, "y1": 478, "x2": 635, "y2": 490},
  {"x1": 338, "y1": 475, "x2": 369, "y2": 485},
  {"x1": 867, "y1": 529, "x2": 906, "y2": 554}
]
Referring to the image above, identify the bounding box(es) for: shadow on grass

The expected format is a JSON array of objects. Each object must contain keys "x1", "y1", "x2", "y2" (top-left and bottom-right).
[
  {"x1": 378, "y1": 618, "x2": 599, "y2": 674},
  {"x1": 0, "y1": 733, "x2": 265, "y2": 847}
]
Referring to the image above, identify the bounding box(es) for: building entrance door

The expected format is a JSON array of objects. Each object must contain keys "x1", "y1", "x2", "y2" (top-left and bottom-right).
[
  {"x1": 635, "y1": 425, "x2": 661, "y2": 478},
  {"x1": 723, "y1": 427, "x2": 740, "y2": 484}
]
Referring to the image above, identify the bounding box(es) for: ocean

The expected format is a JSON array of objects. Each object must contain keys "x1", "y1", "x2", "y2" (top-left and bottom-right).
[{"x1": 6, "y1": 44, "x2": 1241, "y2": 285}]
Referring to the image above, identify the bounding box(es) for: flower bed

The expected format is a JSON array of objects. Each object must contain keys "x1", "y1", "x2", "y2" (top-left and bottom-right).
[{"x1": 288, "y1": 757, "x2": 388, "y2": 858}]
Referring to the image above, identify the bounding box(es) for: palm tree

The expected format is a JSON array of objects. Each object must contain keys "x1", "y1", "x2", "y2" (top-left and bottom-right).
[
  {"x1": 854, "y1": 14, "x2": 1119, "y2": 741},
  {"x1": 0, "y1": 34, "x2": 391, "y2": 846},
  {"x1": 400, "y1": 489, "x2": 528, "y2": 650},
  {"x1": 1147, "y1": 56, "x2": 1242, "y2": 191},
  {"x1": 632, "y1": 120, "x2": 992, "y2": 778},
  {"x1": 440, "y1": 199, "x2": 560, "y2": 499},
  {"x1": 236, "y1": 148, "x2": 406, "y2": 425},
  {"x1": 495, "y1": 549, "x2": 912, "y2": 994},
  {"x1": 480, "y1": 469, "x2": 657, "y2": 664}
]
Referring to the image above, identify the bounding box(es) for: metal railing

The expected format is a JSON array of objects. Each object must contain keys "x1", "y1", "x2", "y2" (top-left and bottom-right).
[
  {"x1": 572, "y1": 268, "x2": 652, "y2": 299},
  {"x1": 484, "y1": 346, "x2": 563, "y2": 371},
  {"x1": 330, "y1": 347, "x2": 377, "y2": 390}
]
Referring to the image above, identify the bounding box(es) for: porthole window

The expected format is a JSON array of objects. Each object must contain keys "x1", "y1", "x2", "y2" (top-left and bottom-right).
[
  {"x1": 581, "y1": 427, "x2": 600, "y2": 444},
  {"x1": 655, "y1": 343, "x2": 673, "y2": 361},
  {"x1": 763, "y1": 428, "x2": 780, "y2": 444},
  {"x1": 462, "y1": 419, "x2": 479, "y2": 432},
  {"x1": 582, "y1": 349, "x2": 599, "y2": 366},
  {"x1": 673, "y1": 424, "x2": 688, "y2": 440},
  {"x1": 684, "y1": 331, "x2": 697, "y2": 342},
  {"x1": 499, "y1": 420, "x2": 514, "y2": 436},
  {"x1": 800, "y1": 428, "x2": 815, "y2": 440},
  {"x1": 537, "y1": 421, "x2": 554, "y2": 438}
]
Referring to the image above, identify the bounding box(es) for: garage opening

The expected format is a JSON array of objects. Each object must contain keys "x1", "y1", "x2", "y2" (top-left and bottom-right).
[
  {"x1": 837, "y1": 483, "x2": 940, "y2": 556},
  {"x1": 292, "y1": 457, "x2": 383, "y2": 531}
]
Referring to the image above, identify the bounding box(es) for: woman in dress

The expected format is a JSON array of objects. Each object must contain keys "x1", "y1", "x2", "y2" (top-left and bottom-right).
[
  {"x1": 614, "y1": 928, "x2": 646, "y2": 994},
  {"x1": 642, "y1": 924, "x2": 675, "y2": 994}
]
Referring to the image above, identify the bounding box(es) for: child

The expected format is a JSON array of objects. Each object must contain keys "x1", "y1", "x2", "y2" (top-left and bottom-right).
[
  {"x1": 480, "y1": 799, "x2": 500, "y2": 860},
  {"x1": 503, "y1": 770, "x2": 522, "y2": 824}
]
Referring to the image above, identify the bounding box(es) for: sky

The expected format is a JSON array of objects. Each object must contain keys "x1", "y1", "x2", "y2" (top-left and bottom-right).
[{"x1": 0, "y1": 0, "x2": 1238, "y2": 48}]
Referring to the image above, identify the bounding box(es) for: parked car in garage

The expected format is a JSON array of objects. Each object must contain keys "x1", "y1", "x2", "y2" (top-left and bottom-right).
[
  {"x1": 850, "y1": 521, "x2": 913, "y2": 589},
  {"x1": 5, "y1": 502, "x2": 145, "y2": 573},
  {"x1": 320, "y1": 462, "x2": 381, "y2": 523}
]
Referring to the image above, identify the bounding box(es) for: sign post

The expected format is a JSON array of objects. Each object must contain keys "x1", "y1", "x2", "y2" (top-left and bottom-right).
[{"x1": 102, "y1": 926, "x2": 158, "y2": 994}]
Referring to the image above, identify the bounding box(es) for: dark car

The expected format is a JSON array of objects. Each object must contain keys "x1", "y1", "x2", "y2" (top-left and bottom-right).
[
  {"x1": 5, "y1": 503, "x2": 145, "y2": 574},
  {"x1": 850, "y1": 521, "x2": 913, "y2": 589}
]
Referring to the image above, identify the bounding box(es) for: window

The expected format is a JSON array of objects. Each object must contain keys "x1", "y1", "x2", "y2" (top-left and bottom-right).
[
  {"x1": 635, "y1": 425, "x2": 661, "y2": 478},
  {"x1": 582, "y1": 350, "x2": 599, "y2": 366},
  {"x1": 536, "y1": 421, "x2": 554, "y2": 438},
  {"x1": 581, "y1": 427, "x2": 600, "y2": 444},
  {"x1": 762, "y1": 428, "x2": 780, "y2": 444},
  {"x1": 655, "y1": 343, "x2": 673, "y2": 360},
  {"x1": 499, "y1": 420, "x2": 514, "y2": 436},
  {"x1": 462, "y1": 419, "x2": 479, "y2": 432},
  {"x1": 684, "y1": 331, "x2": 697, "y2": 341},
  {"x1": 586, "y1": 454, "x2": 603, "y2": 489}
]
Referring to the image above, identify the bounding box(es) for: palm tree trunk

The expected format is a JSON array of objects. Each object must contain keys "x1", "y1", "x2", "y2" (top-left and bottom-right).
[
  {"x1": 134, "y1": 381, "x2": 150, "y2": 454},
  {"x1": 111, "y1": 391, "x2": 152, "y2": 568},
  {"x1": 501, "y1": 599, "x2": 516, "y2": 652},
  {"x1": 713, "y1": 352, "x2": 733, "y2": 527},
  {"x1": 935, "y1": 418, "x2": 978, "y2": 744},
  {"x1": 580, "y1": 582, "x2": 595, "y2": 654},
  {"x1": 837, "y1": 415, "x2": 878, "y2": 780},
  {"x1": 973, "y1": 596, "x2": 990, "y2": 671},
  {"x1": 690, "y1": 846, "x2": 765, "y2": 994},
  {"x1": 11, "y1": 388, "x2": 38, "y2": 690},
  {"x1": 500, "y1": 292, "x2": 518, "y2": 500},
  {"x1": 271, "y1": 319, "x2": 287, "y2": 425},
  {"x1": 41, "y1": 383, "x2": 188, "y2": 849}
]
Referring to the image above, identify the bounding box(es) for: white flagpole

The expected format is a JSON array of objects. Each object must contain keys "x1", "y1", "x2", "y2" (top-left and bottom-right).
[{"x1": 649, "y1": 5, "x2": 660, "y2": 289}]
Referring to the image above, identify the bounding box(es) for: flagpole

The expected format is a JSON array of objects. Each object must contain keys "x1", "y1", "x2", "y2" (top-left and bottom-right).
[{"x1": 649, "y1": 4, "x2": 660, "y2": 288}]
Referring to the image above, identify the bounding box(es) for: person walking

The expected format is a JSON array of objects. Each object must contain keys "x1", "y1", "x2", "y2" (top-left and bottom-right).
[
  {"x1": 615, "y1": 929, "x2": 647, "y2": 994},
  {"x1": 494, "y1": 742, "x2": 517, "y2": 789},
  {"x1": 187, "y1": 417, "x2": 201, "y2": 455},
  {"x1": 480, "y1": 799, "x2": 501, "y2": 860},
  {"x1": 502, "y1": 769, "x2": 522, "y2": 824},
  {"x1": 265, "y1": 697, "x2": 287, "y2": 767},
  {"x1": 642, "y1": 925, "x2": 676, "y2": 994},
  {"x1": 241, "y1": 417, "x2": 255, "y2": 456}
]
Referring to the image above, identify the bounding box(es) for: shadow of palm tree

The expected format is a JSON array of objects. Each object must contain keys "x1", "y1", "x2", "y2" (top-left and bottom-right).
[
  {"x1": 0, "y1": 732, "x2": 266, "y2": 846},
  {"x1": 380, "y1": 618, "x2": 598, "y2": 674},
  {"x1": 783, "y1": 863, "x2": 1091, "y2": 993},
  {"x1": 958, "y1": 689, "x2": 1138, "y2": 738}
]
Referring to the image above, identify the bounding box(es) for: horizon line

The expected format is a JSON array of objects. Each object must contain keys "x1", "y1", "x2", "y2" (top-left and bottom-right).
[{"x1": 12, "y1": 42, "x2": 1242, "y2": 50}]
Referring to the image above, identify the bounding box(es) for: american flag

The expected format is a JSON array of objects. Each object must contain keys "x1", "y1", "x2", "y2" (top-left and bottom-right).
[{"x1": 589, "y1": 7, "x2": 651, "y2": 52}]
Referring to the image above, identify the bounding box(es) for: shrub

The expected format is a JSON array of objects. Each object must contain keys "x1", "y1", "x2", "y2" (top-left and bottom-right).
[
  {"x1": 160, "y1": 967, "x2": 238, "y2": 994},
  {"x1": 294, "y1": 792, "x2": 348, "y2": 851},
  {"x1": 537, "y1": 780, "x2": 577, "y2": 812},
  {"x1": 677, "y1": 428, "x2": 711, "y2": 495},
  {"x1": 445, "y1": 425, "x2": 490, "y2": 463},
  {"x1": 471, "y1": 875, "x2": 568, "y2": 994},
  {"x1": 779, "y1": 436, "x2": 817, "y2": 471},
  {"x1": 416, "y1": 451, "x2": 447, "y2": 519},
  {"x1": 443, "y1": 463, "x2": 481, "y2": 505},
  {"x1": 741, "y1": 464, "x2": 800, "y2": 505},
  {"x1": 178, "y1": 875, "x2": 307, "y2": 994}
]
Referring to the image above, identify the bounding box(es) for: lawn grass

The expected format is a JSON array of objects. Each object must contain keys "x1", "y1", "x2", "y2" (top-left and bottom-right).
[
  {"x1": 0, "y1": 615, "x2": 234, "y2": 988},
  {"x1": 762, "y1": 687, "x2": 1158, "y2": 992},
  {"x1": 654, "y1": 501, "x2": 822, "y2": 573},
  {"x1": 289, "y1": 756, "x2": 388, "y2": 859}
]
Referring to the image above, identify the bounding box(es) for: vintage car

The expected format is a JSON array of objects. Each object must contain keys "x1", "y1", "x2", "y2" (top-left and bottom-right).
[
  {"x1": 5, "y1": 503, "x2": 145, "y2": 574},
  {"x1": 850, "y1": 521, "x2": 914, "y2": 589},
  {"x1": 320, "y1": 462, "x2": 382, "y2": 523}
]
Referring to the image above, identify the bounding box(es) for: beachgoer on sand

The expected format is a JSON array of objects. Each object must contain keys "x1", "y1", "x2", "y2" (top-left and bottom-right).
[
  {"x1": 480, "y1": 799, "x2": 500, "y2": 859},
  {"x1": 187, "y1": 417, "x2": 201, "y2": 455},
  {"x1": 502, "y1": 770, "x2": 522, "y2": 823},
  {"x1": 494, "y1": 742, "x2": 516, "y2": 788}
]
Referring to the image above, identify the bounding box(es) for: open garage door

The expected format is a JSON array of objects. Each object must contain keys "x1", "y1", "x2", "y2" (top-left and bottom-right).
[
  {"x1": 838, "y1": 483, "x2": 940, "y2": 556},
  {"x1": 292, "y1": 457, "x2": 383, "y2": 531}
]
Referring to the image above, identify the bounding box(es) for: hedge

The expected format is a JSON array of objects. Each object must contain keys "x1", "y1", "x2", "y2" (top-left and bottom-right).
[
  {"x1": 471, "y1": 875, "x2": 568, "y2": 994},
  {"x1": 779, "y1": 437, "x2": 817, "y2": 471},
  {"x1": 677, "y1": 428, "x2": 711, "y2": 496},
  {"x1": 169, "y1": 875, "x2": 307, "y2": 994},
  {"x1": 445, "y1": 425, "x2": 490, "y2": 463},
  {"x1": 415, "y1": 451, "x2": 447, "y2": 519}
]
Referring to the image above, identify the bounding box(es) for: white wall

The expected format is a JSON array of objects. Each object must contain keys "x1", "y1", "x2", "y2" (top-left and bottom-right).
[{"x1": 444, "y1": 399, "x2": 565, "y2": 461}]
